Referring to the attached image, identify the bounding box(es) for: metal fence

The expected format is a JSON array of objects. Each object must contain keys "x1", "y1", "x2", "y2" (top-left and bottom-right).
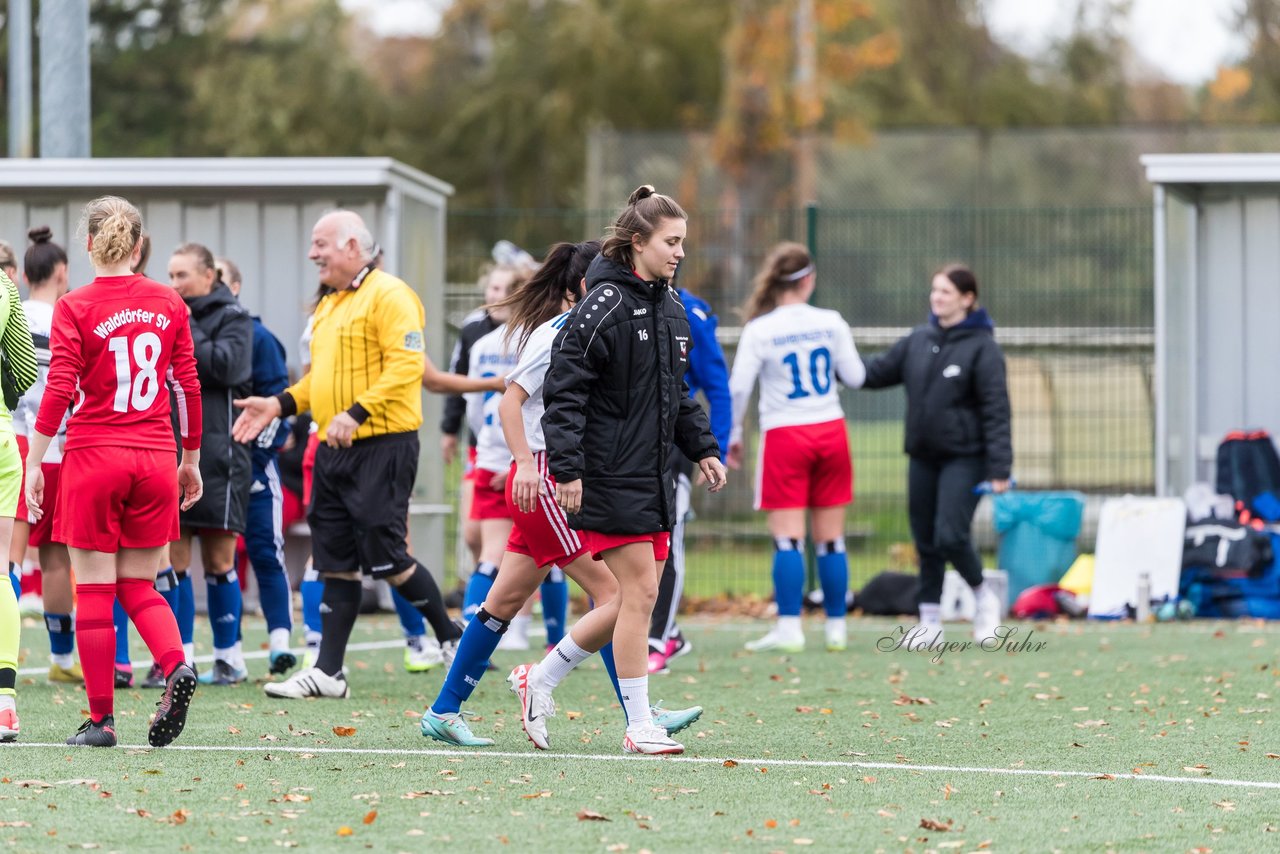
[{"x1": 441, "y1": 205, "x2": 1154, "y2": 598}]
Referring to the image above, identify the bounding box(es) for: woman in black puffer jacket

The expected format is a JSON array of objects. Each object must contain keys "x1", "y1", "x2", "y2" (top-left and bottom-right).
[
  {"x1": 863, "y1": 264, "x2": 1012, "y2": 652},
  {"x1": 543, "y1": 185, "x2": 726, "y2": 756}
]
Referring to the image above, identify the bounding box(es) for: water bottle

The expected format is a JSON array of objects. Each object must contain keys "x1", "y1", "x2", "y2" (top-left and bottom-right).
[{"x1": 1135, "y1": 573, "x2": 1151, "y2": 622}]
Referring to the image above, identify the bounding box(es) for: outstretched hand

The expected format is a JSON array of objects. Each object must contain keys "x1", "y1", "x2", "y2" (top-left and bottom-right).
[{"x1": 233, "y1": 396, "x2": 283, "y2": 443}]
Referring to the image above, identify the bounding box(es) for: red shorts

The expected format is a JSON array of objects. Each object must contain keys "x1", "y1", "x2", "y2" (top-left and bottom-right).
[
  {"x1": 462, "y1": 444, "x2": 479, "y2": 482},
  {"x1": 504, "y1": 452, "x2": 587, "y2": 569},
  {"x1": 582, "y1": 530, "x2": 671, "y2": 562},
  {"x1": 756, "y1": 418, "x2": 853, "y2": 510},
  {"x1": 302, "y1": 431, "x2": 320, "y2": 507},
  {"x1": 14, "y1": 435, "x2": 63, "y2": 547},
  {"x1": 470, "y1": 468, "x2": 512, "y2": 520},
  {"x1": 56, "y1": 445, "x2": 179, "y2": 551}
]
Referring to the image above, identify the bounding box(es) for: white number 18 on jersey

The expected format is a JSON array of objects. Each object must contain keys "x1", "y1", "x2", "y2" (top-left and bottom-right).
[{"x1": 108, "y1": 332, "x2": 162, "y2": 412}]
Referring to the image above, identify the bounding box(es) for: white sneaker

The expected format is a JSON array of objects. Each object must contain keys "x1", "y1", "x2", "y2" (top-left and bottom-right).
[
  {"x1": 405, "y1": 637, "x2": 444, "y2": 673},
  {"x1": 497, "y1": 629, "x2": 530, "y2": 651},
  {"x1": 623, "y1": 722, "x2": 684, "y2": 755},
  {"x1": 16, "y1": 592, "x2": 43, "y2": 618},
  {"x1": 825, "y1": 618, "x2": 847, "y2": 651},
  {"x1": 263, "y1": 667, "x2": 350, "y2": 699},
  {"x1": 508, "y1": 663, "x2": 555, "y2": 750},
  {"x1": 973, "y1": 586, "x2": 1001, "y2": 644},
  {"x1": 440, "y1": 637, "x2": 460, "y2": 670},
  {"x1": 744, "y1": 627, "x2": 805, "y2": 653},
  {"x1": 904, "y1": 623, "x2": 944, "y2": 651}
]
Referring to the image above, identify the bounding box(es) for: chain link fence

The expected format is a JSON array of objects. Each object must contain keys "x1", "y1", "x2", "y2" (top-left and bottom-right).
[{"x1": 441, "y1": 203, "x2": 1153, "y2": 598}]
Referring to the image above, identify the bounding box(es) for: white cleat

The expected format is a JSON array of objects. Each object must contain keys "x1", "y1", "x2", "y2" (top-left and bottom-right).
[
  {"x1": 404, "y1": 637, "x2": 444, "y2": 673},
  {"x1": 623, "y1": 722, "x2": 684, "y2": 755},
  {"x1": 440, "y1": 637, "x2": 460, "y2": 670},
  {"x1": 825, "y1": 618, "x2": 847, "y2": 651},
  {"x1": 744, "y1": 627, "x2": 805, "y2": 653},
  {"x1": 904, "y1": 623, "x2": 944, "y2": 651},
  {"x1": 263, "y1": 667, "x2": 350, "y2": 699},
  {"x1": 508, "y1": 663, "x2": 555, "y2": 750},
  {"x1": 973, "y1": 586, "x2": 1002, "y2": 645}
]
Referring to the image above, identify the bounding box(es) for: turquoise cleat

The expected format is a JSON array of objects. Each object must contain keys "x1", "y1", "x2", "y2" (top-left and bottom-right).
[
  {"x1": 420, "y1": 709, "x2": 495, "y2": 747},
  {"x1": 651, "y1": 702, "x2": 703, "y2": 735}
]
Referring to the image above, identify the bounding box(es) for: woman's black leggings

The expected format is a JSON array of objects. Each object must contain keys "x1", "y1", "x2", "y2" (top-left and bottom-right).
[{"x1": 908, "y1": 455, "x2": 986, "y2": 605}]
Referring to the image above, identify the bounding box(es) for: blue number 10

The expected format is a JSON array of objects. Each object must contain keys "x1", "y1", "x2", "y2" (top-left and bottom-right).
[{"x1": 782, "y1": 347, "x2": 832, "y2": 399}]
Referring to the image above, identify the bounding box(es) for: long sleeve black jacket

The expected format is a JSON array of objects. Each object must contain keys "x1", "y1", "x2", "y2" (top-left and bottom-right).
[
  {"x1": 862, "y1": 308, "x2": 1012, "y2": 480},
  {"x1": 542, "y1": 256, "x2": 719, "y2": 534}
]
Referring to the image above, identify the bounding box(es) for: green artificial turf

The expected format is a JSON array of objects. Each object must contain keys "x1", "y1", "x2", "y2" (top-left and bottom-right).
[{"x1": 2, "y1": 614, "x2": 1278, "y2": 852}]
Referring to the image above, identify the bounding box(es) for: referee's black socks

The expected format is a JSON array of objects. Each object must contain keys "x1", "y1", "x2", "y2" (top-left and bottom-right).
[
  {"x1": 315, "y1": 577, "x2": 362, "y2": 677},
  {"x1": 397, "y1": 562, "x2": 464, "y2": 642}
]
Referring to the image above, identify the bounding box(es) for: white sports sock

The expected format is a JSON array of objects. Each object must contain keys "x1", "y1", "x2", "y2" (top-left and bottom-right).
[
  {"x1": 0, "y1": 695, "x2": 14, "y2": 712},
  {"x1": 777, "y1": 615, "x2": 803, "y2": 636},
  {"x1": 182, "y1": 643, "x2": 195, "y2": 665},
  {"x1": 509, "y1": 614, "x2": 531, "y2": 642},
  {"x1": 533, "y1": 634, "x2": 591, "y2": 690},
  {"x1": 919, "y1": 603, "x2": 941, "y2": 626},
  {"x1": 305, "y1": 631, "x2": 322, "y2": 648},
  {"x1": 269, "y1": 628, "x2": 290, "y2": 653},
  {"x1": 618, "y1": 676, "x2": 652, "y2": 729},
  {"x1": 51, "y1": 652, "x2": 75, "y2": 669}
]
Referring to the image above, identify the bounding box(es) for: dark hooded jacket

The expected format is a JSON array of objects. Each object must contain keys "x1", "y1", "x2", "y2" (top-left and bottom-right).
[
  {"x1": 175, "y1": 282, "x2": 254, "y2": 531},
  {"x1": 862, "y1": 308, "x2": 1012, "y2": 480},
  {"x1": 542, "y1": 255, "x2": 719, "y2": 534}
]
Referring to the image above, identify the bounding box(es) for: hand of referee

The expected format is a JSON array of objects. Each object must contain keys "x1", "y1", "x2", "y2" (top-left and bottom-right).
[
  {"x1": 699, "y1": 456, "x2": 728, "y2": 493},
  {"x1": 325, "y1": 412, "x2": 359, "y2": 448},
  {"x1": 232, "y1": 396, "x2": 283, "y2": 443},
  {"x1": 555, "y1": 479, "x2": 583, "y2": 515}
]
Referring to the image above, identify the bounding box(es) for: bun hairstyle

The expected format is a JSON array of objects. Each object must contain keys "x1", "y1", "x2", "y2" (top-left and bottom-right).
[
  {"x1": 24, "y1": 226, "x2": 68, "y2": 285},
  {"x1": 174, "y1": 242, "x2": 221, "y2": 283},
  {"x1": 81, "y1": 195, "x2": 143, "y2": 268},
  {"x1": 600, "y1": 184, "x2": 687, "y2": 266},
  {"x1": 742, "y1": 241, "x2": 813, "y2": 321},
  {"x1": 498, "y1": 239, "x2": 602, "y2": 355},
  {"x1": 935, "y1": 263, "x2": 978, "y2": 307}
]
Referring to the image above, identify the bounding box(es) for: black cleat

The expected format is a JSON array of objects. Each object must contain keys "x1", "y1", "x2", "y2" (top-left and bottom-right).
[
  {"x1": 142, "y1": 661, "x2": 166, "y2": 689},
  {"x1": 67, "y1": 716, "x2": 117, "y2": 747},
  {"x1": 268, "y1": 650, "x2": 297, "y2": 676},
  {"x1": 114, "y1": 666, "x2": 134, "y2": 689},
  {"x1": 149, "y1": 663, "x2": 196, "y2": 747}
]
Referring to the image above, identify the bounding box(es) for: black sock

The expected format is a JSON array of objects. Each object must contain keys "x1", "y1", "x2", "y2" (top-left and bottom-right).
[
  {"x1": 394, "y1": 562, "x2": 462, "y2": 641},
  {"x1": 315, "y1": 578, "x2": 362, "y2": 677}
]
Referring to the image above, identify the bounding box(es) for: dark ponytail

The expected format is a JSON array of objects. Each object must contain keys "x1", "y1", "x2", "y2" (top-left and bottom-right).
[
  {"x1": 935, "y1": 263, "x2": 978, "y2": 309},
  {"x1": 24, "y1": 226, "x2": 68, "y2": 286},
  {"x1": 497, "y1": 240, "x2": 601, "y2": 355},
  {"x1": 601, "y1": 185, "x2": 687, "y2": 267}
]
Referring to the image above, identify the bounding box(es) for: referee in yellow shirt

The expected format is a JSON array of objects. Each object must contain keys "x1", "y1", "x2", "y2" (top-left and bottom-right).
[{"x1": 233, "y1": 211, "x2": 484, "y2": 699}]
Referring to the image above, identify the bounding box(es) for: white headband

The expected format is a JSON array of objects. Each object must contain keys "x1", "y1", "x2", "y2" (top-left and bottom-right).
[{"x1": 782, "y1": 264, "x2": 813, "y2": 282}]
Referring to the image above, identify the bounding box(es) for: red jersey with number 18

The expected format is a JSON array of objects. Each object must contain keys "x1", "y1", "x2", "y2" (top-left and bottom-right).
[{"x1": 35, "y1": 275, "x2": 203, "y2": 452}]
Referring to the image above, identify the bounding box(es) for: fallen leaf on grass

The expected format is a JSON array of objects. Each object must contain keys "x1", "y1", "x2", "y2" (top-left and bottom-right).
[
  {"x1": 796, "y1": 706, "x2": 814, "y2": 714},
  {"x1": 723, "y1": 760, "x2": 738, "y2": 768},
  {"x1": 167, "y1": 809, "x2": 191, "y2": 825},
  {"x1": 403, "y1": 790, "x2": 453, "y2": 799},
  {"x1": 14, "y1": 780, "x2": 51, "y2": 788},
  {"x1": 920, "y1": 818, "x2": 954, "y2": 831},
  {"x1": 332, "y1": 726, "x2": 357, "y2": 737},
  {"x1": 894, "y1": 694, "x2": 934, "y2": 706},
  {"x1": 577, "y1": 810, "x2": 610, "y2": 822},
  {"x1": 228, "y1": 726, "x2": 241, "y2": 735},
  {"x1": 363, "y1": 810, "x2": 378, "y2": 825},
  {"x1": 1266, "y1": 753, "x2": 1280, "y2": 759},
  {"x1": 521, "y1": 791, "x2": 552, "y2": 799},
  {"x1": 0, "y1": 821, "x2": 31, "y2": 828},
  {"x1": 336, "y1": 826, "x2": 353, "y2": 837},
  {"x1": 765, "y1": 819, "x2": 778, "y2": 828},
  {"x1": 282, "y1": 793, "x2": 310, "y2": 803},
  {"x1": 566, "y1": 711, "x2": 583, "y2": 720},
  {"x1": 1093, "y1": 774, "x2": 1116, "y2": 780},
  {"x1": 877, "y1": 810, "x2": 896, "y2": 818},
  {"x1": 794, "y1": 839, "x2": 815, "y2": 846},
  {"x1": 1214, "y1": 801, "x2": 1236, "y2": 812}
]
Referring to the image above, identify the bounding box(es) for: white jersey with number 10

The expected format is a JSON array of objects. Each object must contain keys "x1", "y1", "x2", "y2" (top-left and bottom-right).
[{"x1": 729, "y1": 303, "x2": 865, "y2": 439}]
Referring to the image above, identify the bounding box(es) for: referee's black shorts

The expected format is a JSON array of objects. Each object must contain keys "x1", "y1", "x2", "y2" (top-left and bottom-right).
[{"x1": 308, "y1": 431, "x2": 419, "y2": 579}]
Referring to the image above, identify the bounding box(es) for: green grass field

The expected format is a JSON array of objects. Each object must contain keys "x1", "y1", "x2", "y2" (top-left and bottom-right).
[{"x1": 3, "y1": 614, "x2": 1278, "y2": 852}]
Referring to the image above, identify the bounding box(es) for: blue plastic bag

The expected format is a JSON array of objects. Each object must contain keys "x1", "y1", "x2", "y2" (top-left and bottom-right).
[{"x1": 993, "y1": 491, "x2": 1085, "y2": 600}]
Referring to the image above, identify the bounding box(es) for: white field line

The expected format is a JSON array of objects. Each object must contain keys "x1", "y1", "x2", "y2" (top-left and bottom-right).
[
  {"x1": 2, "y1": 741, "x2": 1278, "y2": 790},
  {"x1": 16, "y1": 639, "x2": 406, "y2": 677}
]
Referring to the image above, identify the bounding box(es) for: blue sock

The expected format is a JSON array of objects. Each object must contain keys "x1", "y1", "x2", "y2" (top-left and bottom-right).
[
  {"x1": 300, "y1": 568, "x2": 323, "y2": 635},
  {"x1": 154, "y1": 566, "x2": 180, "y2": 613},
  {"x1": 176, "y1": 572, "x2": 195, "y2": 645},
  {"x1": 598, "y1": 642, "x2": 625, "y2": 718},
  {"x1": 816, "y1": 540, "x2": 849, "y2": 618},
  {"x1": 540, "y1": 569, "x2": 569, "y2": 647},
  {"x1": 431, "y1": 611, "x2": 506, "y2": 716},
  {"x1": 7, "y1": 564, "x2": 18, "y2": 601},
  {"x1": 462, "y1": 562, "x2": 498, "y2": 623},
  {"x1": 113, "y1": 599, "x2": 131, "y2": 666},
  {"x1": 255, "y1": 566, "x2": 293, "y2": 634},
  {"x1": 772, "y1": 538, "x2": 805, "y2": 617},
  {"x1": 392, "y1": 587, "x2": 426, "y2": 638},
  {"x1": 45, "y1": 611, "x2": 74, "y2": 656},
  {"x1": 206, "y1": 570, "x2": 243, "y2": 651}
]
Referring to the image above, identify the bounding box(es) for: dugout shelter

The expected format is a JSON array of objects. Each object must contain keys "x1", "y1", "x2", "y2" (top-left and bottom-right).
[{"x1": 0, "y1": 157, "x2": 454, "y2": 579}]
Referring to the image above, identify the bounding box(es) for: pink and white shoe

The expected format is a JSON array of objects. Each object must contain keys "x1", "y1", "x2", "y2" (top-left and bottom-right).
[
  {"x1": 507, "y1": 663, "x2": 554, "y2": 750},
  {"x1": 647, "y1": 650, "x2": 669, "y2": 675},
  {"x1": 623, "y1": 722, "x2": 684, "y2": 755},
  {"x1": 0, "y1": 707, "x2": 19, "y2": 742}
]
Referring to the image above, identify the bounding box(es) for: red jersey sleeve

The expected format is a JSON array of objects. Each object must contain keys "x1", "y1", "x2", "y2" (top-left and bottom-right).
[
  {"x1": 33, "y1": 298, "x2": 84, "y2": 439},
  {"x1": 167, "y1": 297, "x2": 203, "y2": 451}
]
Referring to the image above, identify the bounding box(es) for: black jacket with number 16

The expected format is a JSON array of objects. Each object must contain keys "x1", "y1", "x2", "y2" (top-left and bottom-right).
[{"x1": 542, "y1": 255, "x2": 719, "y2": 535}]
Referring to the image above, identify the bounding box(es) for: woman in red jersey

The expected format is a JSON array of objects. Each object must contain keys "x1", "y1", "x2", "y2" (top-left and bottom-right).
[{"x1": 25, "y1": 196, "x2": 204, "y2": 748}]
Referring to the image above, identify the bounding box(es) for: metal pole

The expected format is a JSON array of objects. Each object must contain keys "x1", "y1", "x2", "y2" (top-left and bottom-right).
[
  {"x1": 39, "y1": 0, "x2": 92, "y2": 157},
  {"x1": 8, "y1": 0, "x2": 33, "y2": 157}
]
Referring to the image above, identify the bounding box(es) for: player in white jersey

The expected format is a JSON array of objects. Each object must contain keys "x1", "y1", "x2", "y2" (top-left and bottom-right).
[
  {"x1": 420, "y1": 239, "x2": 702, "y2": 751},
  {"x1": 9, "y1": 227, "x2": 78, "y2": 683},
  {"x1": 727, "y1": 242, "x2": 865, "y2": 653}
]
